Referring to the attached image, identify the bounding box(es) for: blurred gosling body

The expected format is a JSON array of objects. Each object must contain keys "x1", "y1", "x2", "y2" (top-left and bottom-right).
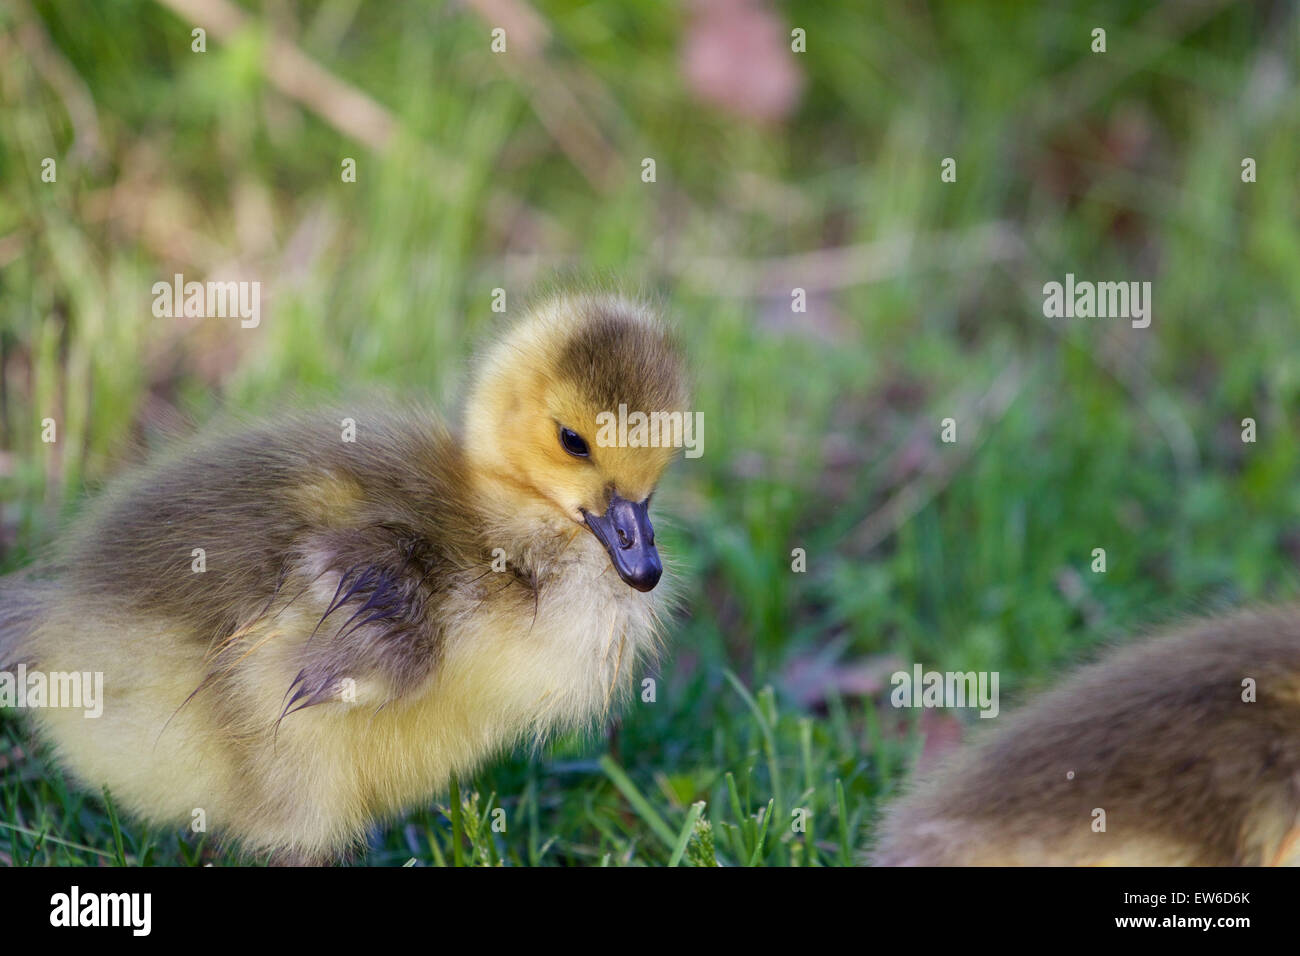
[
  {"x1": 873, "y1": 610, "x2": 1300, "y2": 866},
  {"x1": 0, "y1": 293, "x2": 690, "y2": 863}
]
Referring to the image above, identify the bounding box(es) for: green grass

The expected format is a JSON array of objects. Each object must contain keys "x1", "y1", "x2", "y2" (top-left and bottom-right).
[{"x1": 2, "y1": 0, "x2": 1299, "y2": 864}]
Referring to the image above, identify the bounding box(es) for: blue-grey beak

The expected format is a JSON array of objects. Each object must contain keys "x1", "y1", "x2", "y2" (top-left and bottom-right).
[{"x1": 581, "y1": 493, "x2": 662, "y2": 592}]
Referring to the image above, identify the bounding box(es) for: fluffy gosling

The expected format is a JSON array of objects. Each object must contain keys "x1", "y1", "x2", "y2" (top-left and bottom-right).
[
  {"x1": 872, "y1": 609, "x2": 1300, "y2": 866},
  {"x1": 0, "y1": 292, "x2": 691, "y2": 864}
]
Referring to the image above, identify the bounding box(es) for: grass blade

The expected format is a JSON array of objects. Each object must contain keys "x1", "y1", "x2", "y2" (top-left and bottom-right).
[
  {"x1": 102, "y1": 788, "x2": 127, "y2": 866},
  {"x1": 667, "y1": 801, "x2": 705, "y2": 867},
  {"x1": 599, "y1": 755, "x2": 677, "y2": 850}
]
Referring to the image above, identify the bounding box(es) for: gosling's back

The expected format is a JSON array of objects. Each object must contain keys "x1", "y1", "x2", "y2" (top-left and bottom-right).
[{"x1": 872, "y1": 609, "x2": 1300, "y2": 866}]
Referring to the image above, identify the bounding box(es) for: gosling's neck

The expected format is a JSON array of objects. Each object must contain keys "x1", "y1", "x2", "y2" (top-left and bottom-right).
[{"x1": 462, "y1": 461, "x2": 591, "y2": 580}]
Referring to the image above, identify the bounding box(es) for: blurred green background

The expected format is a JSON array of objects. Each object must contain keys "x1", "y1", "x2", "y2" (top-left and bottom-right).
[{"x1": 1, "y1": 0, "x2": 1298, "y2": 865}]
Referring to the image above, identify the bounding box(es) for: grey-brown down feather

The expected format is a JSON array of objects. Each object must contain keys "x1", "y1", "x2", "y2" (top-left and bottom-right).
[
  {"x1": 46, "y1": 407, "x2": 490, "y2": 707},
  {"x1": 873, "y1": 609, "x2": 1300, "y2": 865}
]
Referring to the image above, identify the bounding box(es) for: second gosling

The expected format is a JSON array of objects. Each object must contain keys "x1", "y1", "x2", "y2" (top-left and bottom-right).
[{"x1": 872, "y1": 610, "x2": 1300, "y2": 866}]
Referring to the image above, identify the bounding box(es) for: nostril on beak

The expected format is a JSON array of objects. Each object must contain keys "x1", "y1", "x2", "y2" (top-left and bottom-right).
[{"x1": 617, "y1": 527, "x2": 631, "y2": 548}]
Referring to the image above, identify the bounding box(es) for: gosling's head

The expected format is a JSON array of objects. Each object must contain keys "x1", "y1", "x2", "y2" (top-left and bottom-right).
[{"x1": 464, "y1": 293, "x2": 690, "y2": 592}]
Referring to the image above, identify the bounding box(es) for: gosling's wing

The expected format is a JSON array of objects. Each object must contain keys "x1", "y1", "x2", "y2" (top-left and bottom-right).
[
  {"x1": 274, "y1": 519, "x2": 470, "y2": 715},
  {"x1": 62, "y1": 408, "x2": 454, "y2": 622},
  {"x1": 265, "y1": 410, "x2": 492, "y2": 713},
  {"x1": 55, "y1": 407, "x2": 488, "y2": 710}
]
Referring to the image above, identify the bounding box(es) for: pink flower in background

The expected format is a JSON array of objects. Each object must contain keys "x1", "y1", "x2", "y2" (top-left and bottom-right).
[{"x1": 681, "y1": 0, "x2": 805, "y2": 123}]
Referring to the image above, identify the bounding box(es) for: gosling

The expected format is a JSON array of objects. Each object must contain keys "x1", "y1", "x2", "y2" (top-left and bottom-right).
[
  {"x1": 872, "y1": 609, "x2": 1300, "y2": 866},
  {"x1": 0, "y1": 292, "x2": 691, "y2": 864}
]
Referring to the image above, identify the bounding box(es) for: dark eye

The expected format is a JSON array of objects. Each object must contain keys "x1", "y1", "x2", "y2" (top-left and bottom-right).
[{"x1": 559, "y1": 426, "x2": 590, "y2": 458}]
